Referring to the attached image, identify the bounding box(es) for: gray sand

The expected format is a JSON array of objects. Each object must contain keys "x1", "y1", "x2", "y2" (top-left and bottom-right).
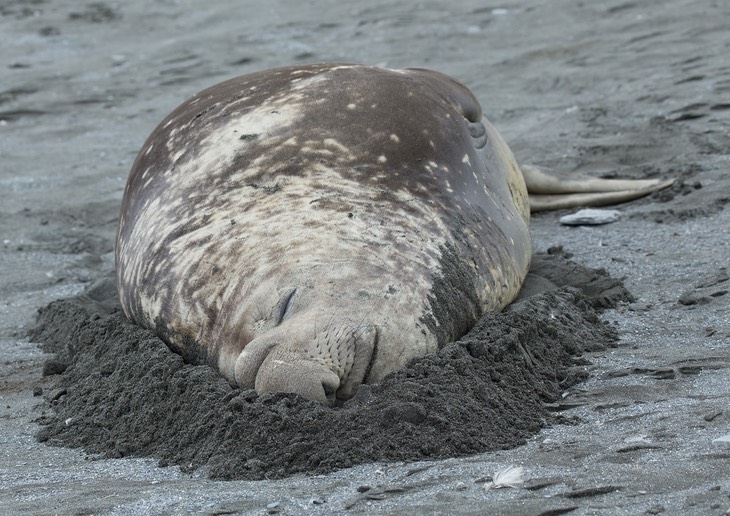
[{"x1": 1, "y1": 0, "x2": 729, "y2": 514}]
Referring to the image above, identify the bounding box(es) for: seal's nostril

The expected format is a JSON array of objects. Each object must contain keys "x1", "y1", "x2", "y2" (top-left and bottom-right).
[{"x1": 322, "y1": 381, "x2": 337, "y2": 401}]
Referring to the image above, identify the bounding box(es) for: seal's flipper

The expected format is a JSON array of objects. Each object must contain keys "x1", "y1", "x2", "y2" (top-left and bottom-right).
[
  {"x1": 521, "y1": 164, "x2": 674, "y2": 212},
  {"x1": 528, "y1": 188, "x2": 675, "y2": 212}
]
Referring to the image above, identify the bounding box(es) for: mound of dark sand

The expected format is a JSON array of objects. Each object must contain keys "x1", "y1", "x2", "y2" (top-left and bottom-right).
[{"x1": 30, "y1": 251, "x2": 631, "y2": 481}]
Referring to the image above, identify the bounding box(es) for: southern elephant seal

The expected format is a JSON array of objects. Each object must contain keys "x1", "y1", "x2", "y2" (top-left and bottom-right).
[{"x1": 116, "y1": 64, "x2": 671, "y2": 404}]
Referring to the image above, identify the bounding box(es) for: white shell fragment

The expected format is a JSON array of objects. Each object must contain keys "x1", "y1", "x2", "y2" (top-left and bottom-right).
[
  {"x1": 559, "y1": 208, "x2": 622, "y2": 226},
  {"x1": 484, "y1": 465, "x2": 525, "y2": 490},
  {"x1": 712, "y1": 434, "x2": 730, "y2": 448}
]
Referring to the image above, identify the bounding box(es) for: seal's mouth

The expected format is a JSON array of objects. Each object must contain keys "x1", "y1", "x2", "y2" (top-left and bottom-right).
[{"x1": 360, "y1": 327, "x2": 379, "y2": 386}]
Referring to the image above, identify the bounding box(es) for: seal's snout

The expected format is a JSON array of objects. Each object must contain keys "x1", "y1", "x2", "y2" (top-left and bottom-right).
[
  {"x1": 233, "y1": 320, "x2": 377, "y2": 404},
  {"x1": 255, "y1": 351, "x2": 342, "y2": 406}
]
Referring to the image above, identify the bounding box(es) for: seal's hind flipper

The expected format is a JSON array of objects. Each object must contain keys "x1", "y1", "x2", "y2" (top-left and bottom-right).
[
  {"x1": 528, "y1": 188, "x2": 675, "y2": 212},
  {"x1": 520, "y1": 164, "x2": 674, "y2": 212}
]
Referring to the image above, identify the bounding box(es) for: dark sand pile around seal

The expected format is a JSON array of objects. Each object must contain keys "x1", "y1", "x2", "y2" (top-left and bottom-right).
[{"x1": 30, "y1": 250, "x2": 630, "y2": 481}]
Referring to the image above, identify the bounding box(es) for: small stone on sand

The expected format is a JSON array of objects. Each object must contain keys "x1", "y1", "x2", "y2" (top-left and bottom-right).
[{"x1": 560, "y1": 209, "x2": 622, "y2": 226}]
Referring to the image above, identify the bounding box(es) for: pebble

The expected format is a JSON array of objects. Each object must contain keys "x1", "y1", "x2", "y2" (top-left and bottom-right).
[
  {"x1": 628, "y1": 302, "x2": 652, "y2": 312},
  {"x1": 559, "y1": 209, "x2": 622, "y2": 226},
  {"x1": 678, "y1": 290, "x2": 712, "y2": 305}
]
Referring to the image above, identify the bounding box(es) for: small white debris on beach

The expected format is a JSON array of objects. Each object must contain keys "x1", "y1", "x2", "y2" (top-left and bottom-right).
[
  {"x1": 484, "y1": 465, "x2": 525, "y2": 490},
  {"x1": 560, "y1": 208, "x2": 622, "y2": 226},
  {"x1": 712, "y1": 435, "x2": 730, "y2": 448}
]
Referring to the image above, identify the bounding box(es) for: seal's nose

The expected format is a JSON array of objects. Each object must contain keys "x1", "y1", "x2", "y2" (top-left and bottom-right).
[
  {"x1": 254, "y1": 351, "x2": 341, "y2": 405},
  {"x1": 321, "y1": 378, "x2": 339, "y2": 406}
]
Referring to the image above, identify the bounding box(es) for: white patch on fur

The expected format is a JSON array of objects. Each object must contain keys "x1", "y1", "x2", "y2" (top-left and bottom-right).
[
  {"x1": 328, "y1": 64, "x2": 357, "y2": 72},
  {"x1": 323, "y1": 138, "x2": 350, "y2": 154}
]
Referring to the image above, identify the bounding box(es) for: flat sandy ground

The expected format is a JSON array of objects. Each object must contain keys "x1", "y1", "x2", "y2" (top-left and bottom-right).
[{"x1": 1, "y1": 0, "x2": 729, "y2": 514}]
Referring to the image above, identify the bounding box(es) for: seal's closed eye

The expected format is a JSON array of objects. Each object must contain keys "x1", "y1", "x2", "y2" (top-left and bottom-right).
[{"x1": 274, "y1": 288, "x2": 297, "y2": 326}]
